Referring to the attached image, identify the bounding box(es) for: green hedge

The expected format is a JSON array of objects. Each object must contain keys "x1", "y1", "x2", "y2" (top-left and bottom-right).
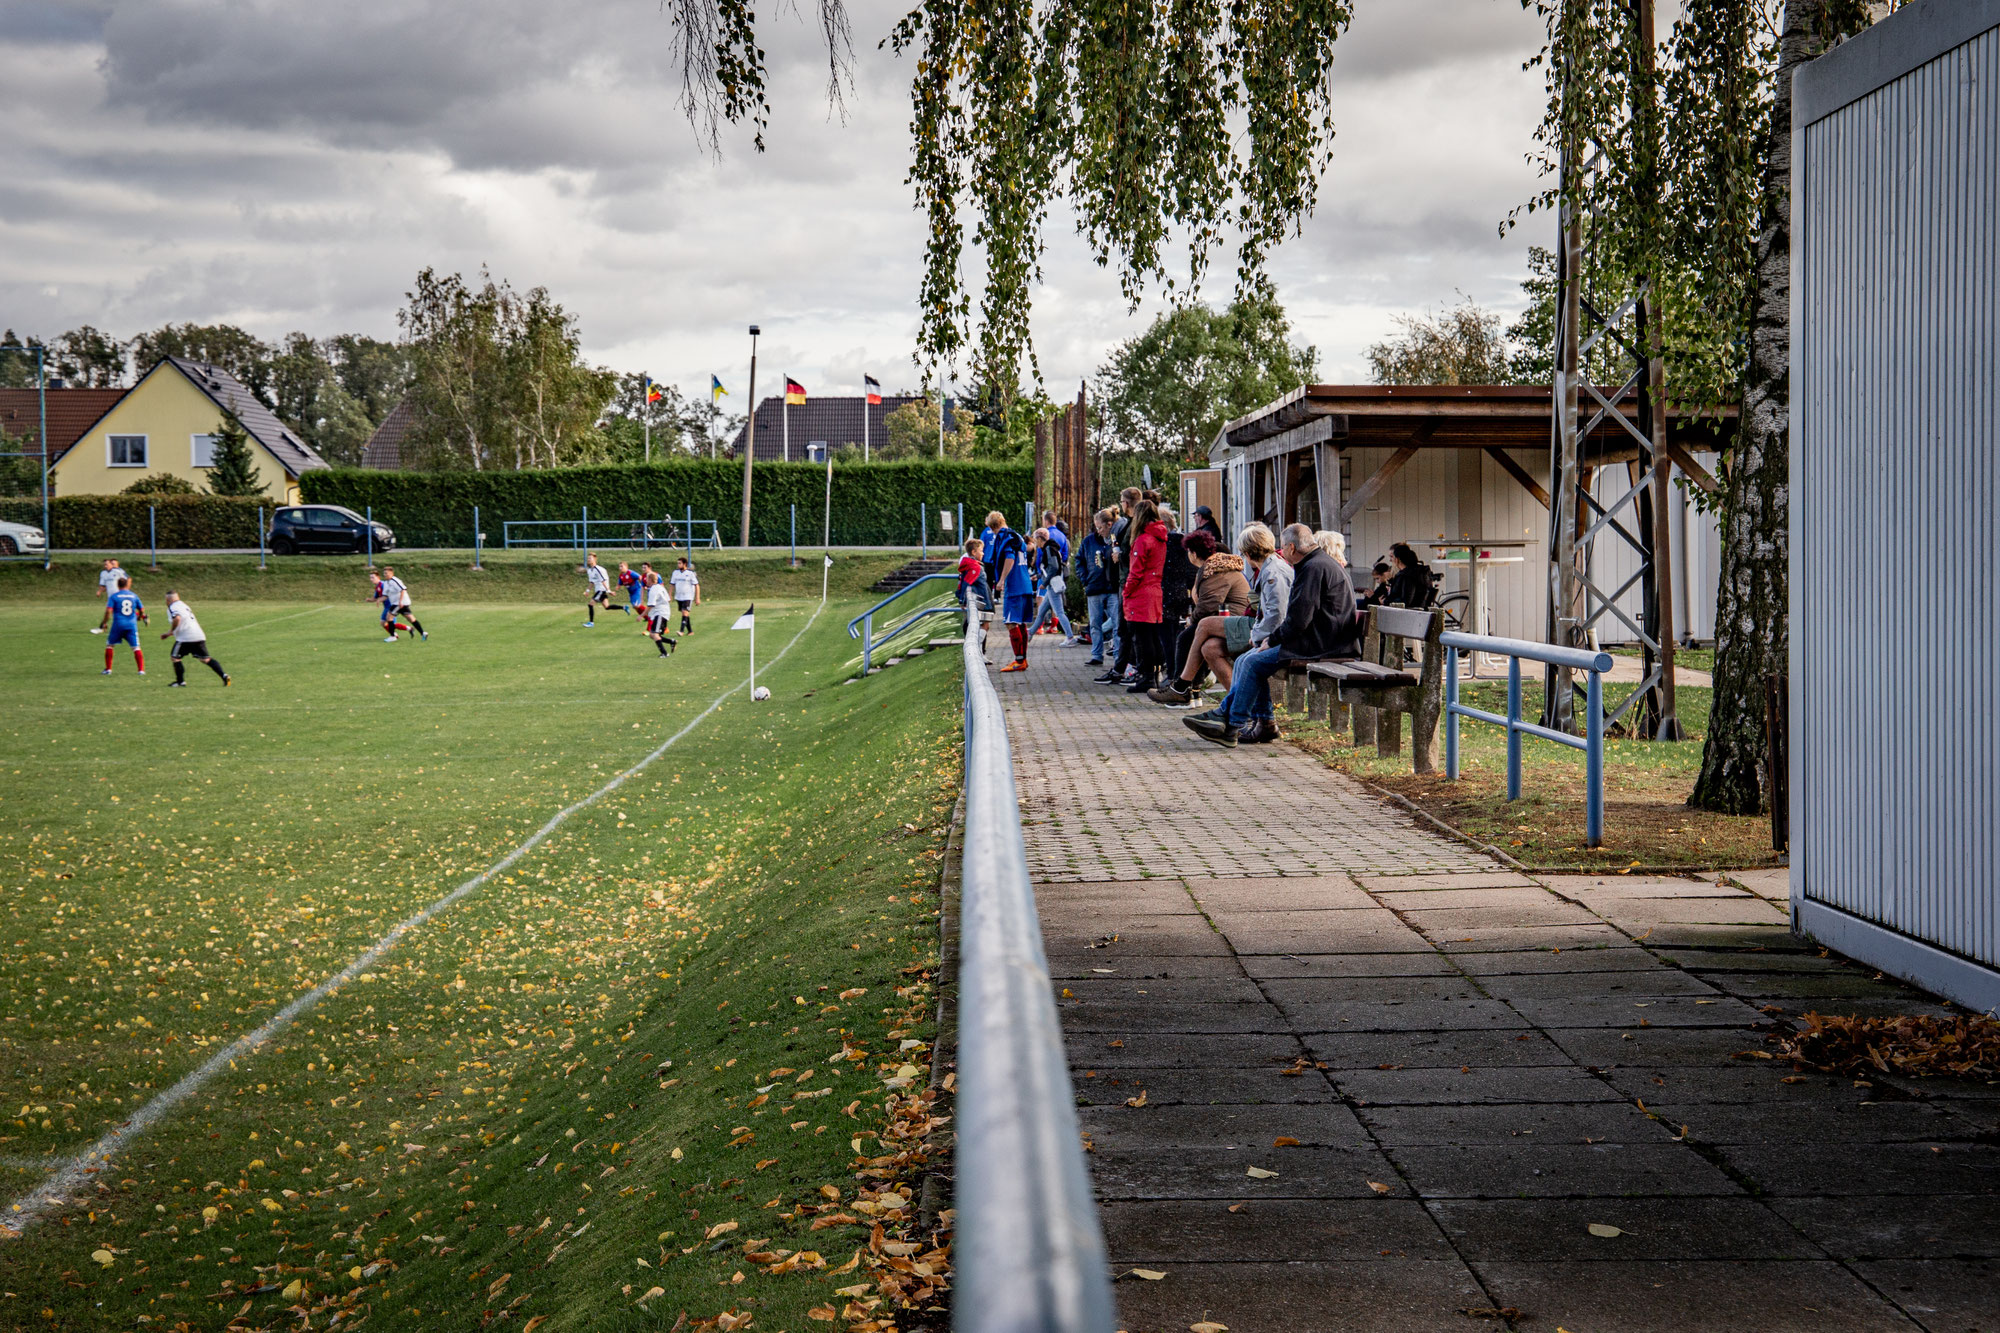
[
  {"x1": 0, "y1": 494, "x2": 270, "y2": 548},
  {"x1": 299, "y1": 459, "x2": 1036, "y2": 548}
]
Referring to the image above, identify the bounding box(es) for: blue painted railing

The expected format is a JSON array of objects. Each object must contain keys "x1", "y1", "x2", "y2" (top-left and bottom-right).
[
  {"x1": 846, "y1": 572, "x2": 965, "y2": 673},
  {"x1": 1442, "y1": 631, "x2": 1615, "y2": 848}
]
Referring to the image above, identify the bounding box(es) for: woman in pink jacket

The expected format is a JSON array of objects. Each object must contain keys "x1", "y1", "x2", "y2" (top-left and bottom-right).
[{"x1": 1119, "y1": 499, "x2": 1169, "y2": 693}]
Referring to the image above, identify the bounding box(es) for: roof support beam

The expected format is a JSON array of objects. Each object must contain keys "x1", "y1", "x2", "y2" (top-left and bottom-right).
[
  {"x1": 1339, "y1": 426, "x2": 1433, "y2": 525},
  {"x1": 1483, "y1": 445, "x2": 1550, "y2": 509}
]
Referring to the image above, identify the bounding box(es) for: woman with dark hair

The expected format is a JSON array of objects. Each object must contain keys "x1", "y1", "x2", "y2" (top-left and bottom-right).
[
  {"x1": 1383, "y1": 541, "x2": 1437, "y2": 609},
  {"x1": 1148, "y1": 529, "x2": 1251, "y2": 703},
  {"x1": 1117, "y1": 498, "x2": 1169, "y2": 692}
]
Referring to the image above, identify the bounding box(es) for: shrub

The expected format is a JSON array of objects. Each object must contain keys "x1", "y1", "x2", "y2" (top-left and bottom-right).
[
  {"x1": 299, "y1": 459, "x2": 1037, "y2": 548},
  {"x1": 0, "y1": 494, "x2": 269, "y2": 548},
  {"x1": 121, "y1": 473, "x2": 200, "y2": 496}
]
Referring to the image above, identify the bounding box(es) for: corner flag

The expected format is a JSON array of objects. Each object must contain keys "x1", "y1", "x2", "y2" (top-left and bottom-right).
[{"x1": 730, "y1": 605, "x2": 755, "y2": 630}]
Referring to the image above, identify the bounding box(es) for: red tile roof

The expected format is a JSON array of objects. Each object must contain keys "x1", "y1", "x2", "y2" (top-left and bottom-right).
[{"x1": 0, "y1": 388, "x2": 129, "y2": 460}]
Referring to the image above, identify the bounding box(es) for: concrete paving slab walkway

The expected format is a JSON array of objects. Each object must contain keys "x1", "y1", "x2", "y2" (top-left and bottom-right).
[{"x1": 991, "y1": 638, "x2": 2000, "y2": 1333}]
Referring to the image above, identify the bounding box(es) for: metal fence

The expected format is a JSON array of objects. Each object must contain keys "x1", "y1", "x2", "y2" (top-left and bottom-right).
[
  {"x1": 501, "y1": 513, "x2": 722, "y2": 550},
  {"x1": 954, "y1": 626, "x2": 1118, "y2": 1333}
]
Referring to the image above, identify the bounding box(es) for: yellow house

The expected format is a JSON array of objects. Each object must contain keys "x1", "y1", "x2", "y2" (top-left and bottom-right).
[{"x1": 54, "y1": 357, "x2": 328, "y2": 503}]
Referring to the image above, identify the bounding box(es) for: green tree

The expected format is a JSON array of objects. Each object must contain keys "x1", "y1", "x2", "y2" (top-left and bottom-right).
[
  {"x1": 130, "y1": 323, "x2": 273, "y2": 398},
  {"x1": 598, "y1": 374, "x2": 723, "y2": 463},
  {"x1": 326, "y1": 335, "x2": 413, "y2": 424},
  {"x1": 0, "y1": 331, "x2": 41, "y2": 389},
  {"x1": 269, "y1": 333, "x2": 375, "y2": 466},
  {"x1": 204, "y1": 415, "x2": 264, "y2": 496},
  {"x1": 667, "y1": 0, "x2": 1352, "y2": 404},
  {"x1": 51, "y1": 326, "x2": 127, "y2": 387},
  {"x1": 398, "y1": 268, "x2": 616, "y2": 471},
  {"x1": 880, "y1": 398, "x2": 977, "y2": 461},
  {"x1": 1094, "y1": 277, "x2": 1317, "y2": 461},
  {"x1": 1365, "y1": 297, "x2": 1515, "y2": 386}
]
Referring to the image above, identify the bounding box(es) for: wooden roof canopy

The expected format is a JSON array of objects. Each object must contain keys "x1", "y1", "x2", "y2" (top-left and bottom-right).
[{"x1": 1213, "y1": 384, "x2": 1735, "y2": 493}]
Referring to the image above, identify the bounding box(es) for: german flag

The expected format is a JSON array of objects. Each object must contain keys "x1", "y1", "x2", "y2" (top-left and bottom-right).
[
  {"x1": 784, "y1": 377, "x2": 806, "y2": 406},
  {"x1": 864, "y1": 374, "x2": 882, "y2": 406}
]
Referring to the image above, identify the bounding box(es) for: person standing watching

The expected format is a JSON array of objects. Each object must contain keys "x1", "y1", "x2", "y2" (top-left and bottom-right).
[
  {"x1": 1078, "y1": 510, "x2": 1120, "y2": 666},
  {"x1": 1185, "y1": 524, "x2": 1360, "y2": 747},
  {"x1": 1096, "y1": 487, "x2": 1144, "y2": 683},
  {"x1": 159, "y1": 591, "x2": 229, "y2": 687},
  {"x1": 985, "y1": 511, "x2": 1033, "y2": 672},
  {"x1": 1119, "y1": 498, "x2": 1169, "y2": 693}
]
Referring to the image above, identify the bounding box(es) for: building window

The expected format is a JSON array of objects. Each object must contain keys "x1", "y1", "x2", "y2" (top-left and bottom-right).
[
  {"x1": 108, "y1": 435, "x2": 147, "y2": 467},
  {"x1": 191, "y1": 433, "x2": 219, "y2": 468}
]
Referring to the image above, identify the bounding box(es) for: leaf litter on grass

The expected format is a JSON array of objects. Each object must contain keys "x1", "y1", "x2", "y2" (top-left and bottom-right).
[{"x1": 0, "y1": 601, "x2": 965, "y2": 1331}]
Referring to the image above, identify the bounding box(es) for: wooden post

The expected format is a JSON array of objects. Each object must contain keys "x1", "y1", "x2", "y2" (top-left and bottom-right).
[
  {"x1": 1307, "y1": 674, "x2": 1330, "y2": 723},
  {"x1": 1410, "y1": 611, "x2": 1445, "y2": 775},
  {"x1": 1353, "y1": 616, "x2": 1382, "y2": 747}
]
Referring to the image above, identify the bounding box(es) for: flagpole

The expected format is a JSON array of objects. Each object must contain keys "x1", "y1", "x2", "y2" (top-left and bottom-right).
[
  {"x1": 643, "y1": 374, "x2": 651, "y2": 464},
  {"x1": 821, "y1": 442, "x2": 833, "y2": 602},
  {"x1": 783, "y1": 393, "x2": 790, "y2": 463},
  {"x1": 863, "y1": 391, "x2": 870, "y2": 463}
]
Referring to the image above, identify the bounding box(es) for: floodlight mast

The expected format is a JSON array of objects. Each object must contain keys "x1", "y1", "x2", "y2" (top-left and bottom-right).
[{"x1": 740, "y1": 325, "x2": 760, "y2": 547}]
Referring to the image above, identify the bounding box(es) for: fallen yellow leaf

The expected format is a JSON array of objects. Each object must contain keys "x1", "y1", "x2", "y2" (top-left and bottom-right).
[
  {"x1": 1587, "y1": 1222, "x2": 1624, "y2": 1238},
  {"x1": 1192, "y1": 1322, "x2": 1229, "y2": 1333},
  {"x1": 90, "y1": 1249, "x2": 114, "y2": 1267},
  {"x1": 1246, "y1": 1167, "x2": 1277, "y2": 1180},
  {"x1": 639, "y1": 1286, "x2": 665, "y2": 1303},
  {"x1": 808, "y1": 1307, "x2": 838, "y2": 1323},
  {"x1": 1128, "y1": 1268, "x2": 1167, "y2": 1281},
  {"x1": 1273, "y1": 1136, "x2": 1300, "y2": 1147},
  {"x1": 1366, "y1": 1181, "x2": 1392, "y2": 1196},
  {"x1": 281, "y1": 1279, "x2": 304, "y2": 1301},
  {"x1": 706, "y1": 1220, "x2": 741, "y2": 1239},
  {"x1": 1124, "y1": 1091, "x2": 1148, "y2": 1108}
]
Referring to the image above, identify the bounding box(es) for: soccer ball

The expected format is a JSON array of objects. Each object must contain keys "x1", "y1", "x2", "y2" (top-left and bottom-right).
[{"x1": 751, "y1": 686, "x2": 771, "y2": 702}]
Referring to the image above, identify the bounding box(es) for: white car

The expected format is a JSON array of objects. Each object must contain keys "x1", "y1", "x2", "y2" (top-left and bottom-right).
[{"x1": 0, "y1": 518, "x2": 46, "y2": 557}]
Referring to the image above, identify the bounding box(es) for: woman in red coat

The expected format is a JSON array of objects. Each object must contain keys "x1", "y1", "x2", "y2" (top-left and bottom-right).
[{"x1": 1119, "y1": 499, "x2": 1169, "y2": 692}]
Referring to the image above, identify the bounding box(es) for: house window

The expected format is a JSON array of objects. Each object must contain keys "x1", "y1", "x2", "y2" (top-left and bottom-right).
[
  {"x1": 108, "y1": 435, "x2": 147, "y2": 467},
  {"x1": 191, "y1": 433, "x2": 219, "y2": 468}
]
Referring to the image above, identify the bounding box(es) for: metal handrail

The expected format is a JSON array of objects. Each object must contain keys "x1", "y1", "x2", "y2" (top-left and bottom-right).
[
  {"x1": 1441, "y1": 630, "x2": 1615, "y2": 848},
  {"x1": 955, "y1": 624, "x2": 1118, "y2": 1333},
  {"x1": 847, "y1": 573, "x2": 966, "y2": 673},
  {"x1": 846, "y1": 572, "x2": 961, "y2": 637}
]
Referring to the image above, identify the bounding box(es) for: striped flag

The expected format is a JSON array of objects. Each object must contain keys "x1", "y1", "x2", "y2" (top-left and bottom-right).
[
  {"x1": 731, "y1": 604, "x2": 755, "y2": 630},
  {"x1": 864, "y1": 374, "x2": 882, "y2": 406},
  {"x1": 784, "y1": 378, "x2": 806, "y2": 406}
]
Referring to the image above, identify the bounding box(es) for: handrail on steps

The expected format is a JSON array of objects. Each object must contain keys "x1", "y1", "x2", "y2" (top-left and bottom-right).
[{"x1": 848, "y1": 572, "x2": 966, "y2": 674}]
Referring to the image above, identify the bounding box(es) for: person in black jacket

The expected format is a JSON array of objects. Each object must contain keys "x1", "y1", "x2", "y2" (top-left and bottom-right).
[
  {"x1": 1185, "y1": 524, "x2": 1360, "y2": 747},
  {"x1": 1078, "y1": 510, "x2": 1120, "y2": 664},
  {"x1": 1382, "y1": 541, "x2": 1437, "y2": 609}
]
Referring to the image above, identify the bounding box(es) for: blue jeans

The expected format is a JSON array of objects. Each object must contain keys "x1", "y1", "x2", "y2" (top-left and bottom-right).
[
  {"x1": 1086, "y1": 593, "x2": 1120, "y2": 660},
  {"x1": 1217, "y1": 645, "x2": 1287, "y2": 729},
  {"x1": 1032, "y1": 586, "x2": 1075, "y2": 639}
]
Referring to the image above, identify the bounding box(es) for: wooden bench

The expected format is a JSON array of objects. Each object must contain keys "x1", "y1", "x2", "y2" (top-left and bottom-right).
[{"x1": 1285, "y1": 605, "x2": 1445, "y2": 773}]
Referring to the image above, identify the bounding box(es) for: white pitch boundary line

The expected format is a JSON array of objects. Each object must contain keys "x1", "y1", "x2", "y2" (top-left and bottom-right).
[
  {"x1": 226, "y1": 604, "x2": 338, "y2": 633},
  {"x1": 3, "y1": 601, "x2": 825, "y2": 1236}
]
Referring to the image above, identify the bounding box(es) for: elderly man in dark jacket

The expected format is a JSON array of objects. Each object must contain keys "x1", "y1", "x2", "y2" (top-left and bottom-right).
[{"x1": 1185, "y1": 524, "x2": 1360, "y2": 747}]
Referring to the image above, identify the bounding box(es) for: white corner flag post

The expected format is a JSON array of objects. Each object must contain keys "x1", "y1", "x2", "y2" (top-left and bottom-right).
[
  {"x1": 732, "y1": 604, "x2": 756, "y2": 692},
  {"x1": 821, "y1": 440, "x2": 834, "y2": 603}
]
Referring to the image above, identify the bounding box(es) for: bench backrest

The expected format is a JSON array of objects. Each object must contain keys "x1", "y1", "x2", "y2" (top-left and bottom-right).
[{"x1": 1370, "y1": 605, "x2": 1438, "y2": 642}]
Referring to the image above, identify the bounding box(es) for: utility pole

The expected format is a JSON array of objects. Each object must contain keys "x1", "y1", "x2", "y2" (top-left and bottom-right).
[{"x1": 740, "y1": 326, "x2": 759, "y2": 548}]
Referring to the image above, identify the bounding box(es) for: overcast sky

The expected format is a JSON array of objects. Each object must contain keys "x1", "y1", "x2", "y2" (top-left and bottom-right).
[{"x1": 0, "y1": 0, "x2": 1551, "y2": 405}]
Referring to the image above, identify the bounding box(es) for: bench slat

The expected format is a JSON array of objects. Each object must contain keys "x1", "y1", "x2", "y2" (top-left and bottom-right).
[{"x1": 1371, "y1": 605, "x2": 1438, "y2": 640}]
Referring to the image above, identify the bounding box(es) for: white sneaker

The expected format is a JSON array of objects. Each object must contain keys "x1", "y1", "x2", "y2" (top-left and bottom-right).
[
  {"x1": 90, "y1": 627, "x2": 103, "y2": 635},
  {"x1": 101, "y1": 668, "x2": 112, "y2": 674},
  {"x1": 384, "y1": 635, "x2": 398, "y2": 643}
]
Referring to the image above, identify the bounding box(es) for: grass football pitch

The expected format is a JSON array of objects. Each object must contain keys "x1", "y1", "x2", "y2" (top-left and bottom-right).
[{"x1": 0, "y1": 590, "x2": 962, "y2": 1331}]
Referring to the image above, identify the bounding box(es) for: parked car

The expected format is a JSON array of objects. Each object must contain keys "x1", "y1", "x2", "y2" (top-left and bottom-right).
[
  {"x1": 269, "y1": 505, "x2": 395, "y2": 556},
  {"x1": 0, "y1": 518, "x2": 47, "y2": 557}
]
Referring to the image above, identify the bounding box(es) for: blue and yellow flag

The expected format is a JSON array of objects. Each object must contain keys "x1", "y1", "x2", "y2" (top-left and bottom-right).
[{"x1": 710, "y1": 374, "x2": 727, "y2": 403}]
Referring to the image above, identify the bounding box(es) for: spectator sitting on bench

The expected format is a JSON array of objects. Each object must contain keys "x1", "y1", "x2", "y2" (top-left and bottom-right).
[
  {"x1": 1184, "y1": 524, "x2": 1360, "y2": 748},
  {"x1": 1149, "y1": 527, "x2": 1256, "y2": 706}
]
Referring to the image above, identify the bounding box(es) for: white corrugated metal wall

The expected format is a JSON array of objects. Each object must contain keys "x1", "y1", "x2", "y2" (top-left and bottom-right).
[{"x1": 1793, "y1": 1, "x2": 2000, "y2": 1011}]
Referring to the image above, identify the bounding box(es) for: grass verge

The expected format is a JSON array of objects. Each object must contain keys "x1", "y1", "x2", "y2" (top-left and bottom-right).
[
  {"x1": 0, "y1": 597, "x2": 960, "y2": 1331},
  {"x1": 1283, "y1": 677, "x2": 1780, "y2": 870}
]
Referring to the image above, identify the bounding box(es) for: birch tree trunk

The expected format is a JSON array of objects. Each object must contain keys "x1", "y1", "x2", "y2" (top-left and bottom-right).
[{"x1": 1689, "y1": 0, "x2": 1821, "y2": 815}]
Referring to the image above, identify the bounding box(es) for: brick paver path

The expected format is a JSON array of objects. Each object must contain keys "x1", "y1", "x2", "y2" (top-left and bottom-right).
[{"x1": 990, "y1": 636, "x2": 2000, "y2": 1333}]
